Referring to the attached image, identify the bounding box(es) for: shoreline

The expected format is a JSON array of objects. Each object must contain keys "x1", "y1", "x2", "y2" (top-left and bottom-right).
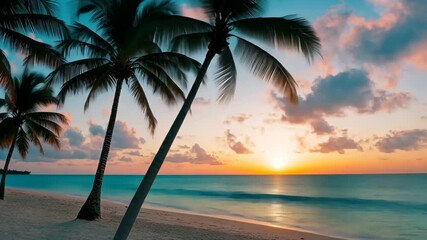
[{"x1": 0, "y1": 188, "x2": 343, "y2": 240}]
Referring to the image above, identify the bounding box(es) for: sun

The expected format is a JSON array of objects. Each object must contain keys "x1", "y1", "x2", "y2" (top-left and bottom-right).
[{"x1": 269, "y1": 156, "x2": 286, "y2": 170}]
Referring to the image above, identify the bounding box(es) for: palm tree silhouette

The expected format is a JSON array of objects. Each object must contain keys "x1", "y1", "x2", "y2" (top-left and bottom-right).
[
  {"x1": 0, "y1": 0, "x2": 68, "y2": 88},
  {"x1": 0, "y1": 69, "x2": 68, "y2": 200},
  {"x1": 48, "y1": 0, "x2": 201, "y2": 220},
  {"x1": 115, "y1": 0, "x2": 321, "y2": 238}
]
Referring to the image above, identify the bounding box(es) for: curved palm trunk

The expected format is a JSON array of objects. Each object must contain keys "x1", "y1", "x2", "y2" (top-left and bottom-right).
[
  {"x1": 77, "y1": 78, "x2": 124, "y2": 220},
  {"x1": 114, "y1": 50, "x2": 216, "y2": 239},
  {"x1": 0, "y1": 132, "x2": 18, "y2": 200}
]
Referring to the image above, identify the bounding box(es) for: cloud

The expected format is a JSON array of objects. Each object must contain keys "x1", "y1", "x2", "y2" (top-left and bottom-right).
[
  {"x1": 89, "y1": 122, "x2": 104, "y2": 136},
  {"x1": 375, "y1": 129, "x2": 427, "y2": 153},
  {"x1": 1, "y1": 121, "x2": 143, "y2": 162},
  {"x1": 225, "y1": 130, "x2": 252, "y2": 154},
  {"x1": 224, "y1": 113, "x2": 251, "y2": 124},
  {"x1": 347, "y1": 1, "x2": 427, "y2": 65},
  {"x1": 89, "y1": 121, "x2": 141, "y2": 149},
  {"x1": 313, "y1": 0, "x2": 427, "y2": 88},
  {"x1": 273, "y1": 69, "x2": 412, "y2": 124},
  {"x1": 111, "y1": 121, "x2": 140, "y2": 149},
  {"x1": 119, "y1": 156, "x2": 132, "y2": 162},
  {"x1": 311, "y1": 131, "x2": 363, "y2": 154},
  {"x1": 310, "y1": 119, "x2": 335, "y2": 135},
  {"x1": 193, "y1": 97, "x2": 211, "y2": 106},
  {"x1": 167, "y1": 144, "x2": 221, "y2": 165},
  {"x1": 180, "y1": 4, "x2": 208, "y2": 21},
  {"x1": 63, "y1": 127, "x2": 84, "y2": 146},
  {"x1": 125, "y1": 151, "x2": 142, "y2": 157}
]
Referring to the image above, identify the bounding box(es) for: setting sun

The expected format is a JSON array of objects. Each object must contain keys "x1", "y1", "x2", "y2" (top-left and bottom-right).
[{"x1": 269, "y1": 156, "x2": 287, "y2": 170}]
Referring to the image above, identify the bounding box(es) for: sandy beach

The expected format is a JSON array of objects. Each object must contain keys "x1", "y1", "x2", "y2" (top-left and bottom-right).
[{"x1": 0, "y1": 188, "x2": 342, "y2": 240}]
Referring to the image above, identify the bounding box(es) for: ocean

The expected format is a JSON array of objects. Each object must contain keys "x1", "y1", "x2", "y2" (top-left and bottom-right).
[{"x1": 6, "y1": 174, "x2": 427, "y2": 240}]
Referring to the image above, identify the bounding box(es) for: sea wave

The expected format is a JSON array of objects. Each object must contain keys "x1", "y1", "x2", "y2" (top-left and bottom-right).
[{"x1": 150, "y1": 188, "x2": 427, "y2": 211}]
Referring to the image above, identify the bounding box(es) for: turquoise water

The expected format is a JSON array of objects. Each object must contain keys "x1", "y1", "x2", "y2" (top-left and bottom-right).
[{"x1": 6, "y1": 174, "x2": 427, "y2": 239}]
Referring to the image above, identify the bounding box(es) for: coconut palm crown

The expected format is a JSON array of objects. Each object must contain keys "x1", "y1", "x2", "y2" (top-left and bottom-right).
[
  {"x1": 115, "y1": 0, "x2": 321, "y2": 238},
  {"x1": 0, "y1": 0, "x2": 68, "y2": 89},
  {"x1": 48, "y1": 0, "x2": 201, "y2": 220},
  {"x1": 0, "y1": 70, "x2": 68, "y2": 200}
]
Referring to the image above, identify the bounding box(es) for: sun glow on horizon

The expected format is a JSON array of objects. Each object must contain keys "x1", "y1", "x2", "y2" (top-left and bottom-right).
[{"x1": 269, "y1": 156, "x2": 288, "y2": 170}]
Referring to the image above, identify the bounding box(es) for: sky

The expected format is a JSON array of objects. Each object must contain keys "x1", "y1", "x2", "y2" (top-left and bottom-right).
[{"x1": 1, "y1": 0, "x2": 426, "y2": 174}]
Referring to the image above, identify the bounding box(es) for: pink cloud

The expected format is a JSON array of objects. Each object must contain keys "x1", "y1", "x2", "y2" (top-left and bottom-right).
[
  {"x1": 404, "y1": 41, "x2": 427, "y2": 69},
  {"x1": 313, "y1": 0, "x2": 427, "y2": 87},
  {"x1": 180, "y1": 4, "x2": 208, "y2": 21}
]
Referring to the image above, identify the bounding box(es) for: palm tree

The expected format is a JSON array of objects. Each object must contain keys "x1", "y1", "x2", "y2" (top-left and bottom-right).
[
  {"x1": 0, "y1": 69, "x2": 68, "y2": 200},
  {"x1": 114, "y1": 0, "x2": 321, "y2": 238},
  {"x1": 0, "y1": 0, "x2": 68, "y2": 89},
  {"x1": 48, "y1": 0, "x2": 201, "y2": 220}
]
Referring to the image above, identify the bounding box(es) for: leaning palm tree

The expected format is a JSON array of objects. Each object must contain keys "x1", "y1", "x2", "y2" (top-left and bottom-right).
[
  {"x1": 0, "y1": 0, "x2": 68, "y2": 89},
  {"x1": 0, "y1": 70, "x2": 68, "y2": 200},
  {"x1": 115, "y1": 0, "x2": 321, "y2": 238},
  {"x1": 48, "y1": 0, "x2": 200, "y2": 220}
]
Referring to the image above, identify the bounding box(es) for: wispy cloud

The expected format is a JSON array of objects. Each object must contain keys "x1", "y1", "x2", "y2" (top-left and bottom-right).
[
  {"x1": 311, "y1": 131, "x2": 363, "y2": 154},
  {"x1": 375, "y1": 129, "x2": 427, "y2": 153},
  {"x1": 225, "y1": 130, "x2": 252, "y2": 154},
  {"x1": 167, "y1": 144, "x2": 221, "y2": 165}
]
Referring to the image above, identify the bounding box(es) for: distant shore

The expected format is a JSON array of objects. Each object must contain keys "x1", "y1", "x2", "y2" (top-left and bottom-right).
[
  {"x1": 0, "y1": 188, "x2": 342, "y2": 240},
  {"x1": 0, "y1": 169, "x2": 30, "y2": 174}
]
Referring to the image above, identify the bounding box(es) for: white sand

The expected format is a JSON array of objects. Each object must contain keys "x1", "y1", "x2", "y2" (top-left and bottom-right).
[{"x1": 0, "y1": 188, "x2": 343, "y2": 240}]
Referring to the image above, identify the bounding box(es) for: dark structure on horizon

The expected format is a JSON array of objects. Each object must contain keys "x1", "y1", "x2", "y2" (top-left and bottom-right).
[{"x1": 0, "y1": 169, "x2": 30, "y2": 175}]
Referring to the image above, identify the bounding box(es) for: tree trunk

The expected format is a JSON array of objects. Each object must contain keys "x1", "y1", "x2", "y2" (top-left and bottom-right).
[
  {"x1": 77, "y1": 78, "x2": 124, "y2": 220},
  {"x1": 0, "y1": 131, "x2": 18, "y2": 200},
  {"x1": 114, "y1": 50, "x2": 216, "y2": 239}
]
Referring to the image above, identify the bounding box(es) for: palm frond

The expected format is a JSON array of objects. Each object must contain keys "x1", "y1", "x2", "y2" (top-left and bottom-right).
[
  {"x1": 83, "y1": 74, "x2": 116, "y2": 111},
  {"x1": 57, "y1": 64, "x2": 112, "y2": 105},
  {"x1": 135, "y1": 15, "x2": 211, "y2": 45},
  {"x1": 24, "y1": 111, "x2": 67, "y2": 123},
  {"x1": 0, "y1": 112, "x2": 8, "y2": 121},
  {"x1": 57, "y1": 39, "x2": 110, "y2": 58},
  {"x1": 136, "y1": 66, "x2": 179, "y2": 105},
  {"x1": 136, "y1": 62, "x2": 185, "y2": 102},
  {"x1": 47, "y1": 58, "x2": 110, "y2": 86},
  {"x1": 134, "y1": 59, "x2": 187, "y2": 89},
  {"x1": 1, "y1": 28, "x2": 64, "y2": 68},
  {"x1": 24, "y1": 120, "x2": 60, "y2": 149},
  {"x1": 21, "y1": 0, "x2": 58, "y2": 15},
  {"x1": 201, "y1": 0, "x2": 263, "y2": 20},
  {"x1": 136, "y1": 52, "x2": 201, "y2": 89},
  {"x1": 136, "y1": 0, "x2": 177, "y2": 23},
  {"x1": 26, "y1": 126, "x2": 44, "y2": 154},
  {"x1": 0, "y1": 117, "x2": 16, "y2": 148},
  {"x1": 231, "y1": 16, "x2": 321, "y2": 62},
  {"x1": 170, "y1": 32, "x2": 211, "y2": 54},
  {"x1": 0, "y1": 14, "x2": 68, "y2": 39},
  {"x1": 128, "y1": 76, "x2": 157, "y2": 134},
  {"x1": 15, "y1": 128, "x2": 30, "y2": 158},
  {"x1": 77, "y1": 0, "x2": 103, "y2": 16},
  {"x1": 234, "y1": 36, "x2": 298, "y2": 104},
  {"x1": 71, "y1": 23, "x2": 115, "y2": 53},
  {"x1": 24, "y1": 112, "x2": 67, "y2": 133},
  {"x1": 121, "y1": 39, "x2": 161, "y2": 59},
  {"x1": 137, "y1": 52, "x2": 201, "y2": 78},
  {"x1": 4, "y1": 89, "x2": 16, "y2": 111},
  {"x1": 0, "y1": 50, "x2": 12, "y2": 88},
  {"x1": 215, "y1": 46, "x2": 237, "y2": 102}
]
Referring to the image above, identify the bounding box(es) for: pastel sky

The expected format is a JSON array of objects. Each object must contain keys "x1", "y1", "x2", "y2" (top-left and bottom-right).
[{"x1": 1, "y1": 0, "x2": 426, "y2": 174}]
